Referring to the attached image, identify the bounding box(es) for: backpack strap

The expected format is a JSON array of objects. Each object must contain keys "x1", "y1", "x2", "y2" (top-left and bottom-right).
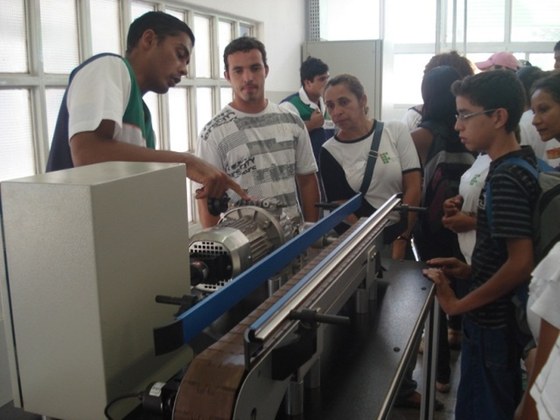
[
  {"x1": 485, "y1": 156, "x2": 538, "y2": 228},
  {"x1": 507, "y1": 157, "x2": 539, "y2": 178},
  {"x1": 537, "y1": 158, "x2": 555, "y2": 172},
  {"x1": 409, "y1": 106, "x2": 422, "y2": 116},
  {"x1": 359, "y1": 121, "x2": 384, "y2": 195}
]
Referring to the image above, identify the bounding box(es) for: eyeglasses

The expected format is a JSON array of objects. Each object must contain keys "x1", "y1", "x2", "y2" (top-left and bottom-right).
[{"x1": 455, "y1": 108, "x2": 498, "y2": 122}]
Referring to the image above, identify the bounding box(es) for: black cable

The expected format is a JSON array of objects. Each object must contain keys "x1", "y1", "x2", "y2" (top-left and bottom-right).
[{"x1": 104, "y1": 391, "x2": 143, "y2": 420}]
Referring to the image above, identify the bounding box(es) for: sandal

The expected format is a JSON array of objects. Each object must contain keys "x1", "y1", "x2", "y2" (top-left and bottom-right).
[{"x1": 394, "y1": 391, "x2": 444, "y2": 411}]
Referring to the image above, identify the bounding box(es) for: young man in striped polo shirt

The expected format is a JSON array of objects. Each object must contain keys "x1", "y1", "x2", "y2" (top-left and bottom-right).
[{"x1": 423, "y1": 70, "x2": 540, "y2": 419}]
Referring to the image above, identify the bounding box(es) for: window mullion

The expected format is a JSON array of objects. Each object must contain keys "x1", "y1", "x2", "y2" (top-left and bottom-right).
[
  {"x1": 30, "y1": 87, "x2": 49, "y2": 174},
  {"x1": 210, "y1": 15, "x2": 220, "y2": 117},
  {"x1": 185, "y1": 8, "x2": 199, "y2": 151},
  {"x1": 27, "y1": 0, "x2": 49, "y2": 174},
  {"x1": 211, "y1": 14, "x2": 219, "y2": 79},
  {"x1": 26, "y1": 0, "x2": 42, "y2": 78},
  {"x1": 78, "y1": 0, "x2": 93, "y2": 61},
  {"x1": 159, "y1": 93, "x2": 171, "y2": 150},
  {"x1": 504, "y1": 0, "x2": 513, "y2": 45},
  {"x1": 435, "y1": 0, "x2": 442, "y2": 54},
  {"x1": 121, "y1": 0, "x2": 132, "y2": 49}
]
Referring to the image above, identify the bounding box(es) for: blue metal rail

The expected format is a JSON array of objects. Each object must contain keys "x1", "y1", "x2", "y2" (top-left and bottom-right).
[{"x1": 153, "y1": 194, "x2": 362, "y2": 353}]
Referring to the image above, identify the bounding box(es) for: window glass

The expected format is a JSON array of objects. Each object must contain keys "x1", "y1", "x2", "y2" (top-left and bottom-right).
[
  {"x1": 319, "y1": 0, "x2": 379, "y2": 40},
  {"x1": 0, "y1": 0, "x2": 27, "y2": 72},
  {"x1": 45, "y1": 89, "x2": 66, "y2": 146},
  {"x1": 218, "y1": 20, "x2": 233, "y2": 77},
  {"x1": 168, "y1": 87, "x2": 191, "y2": 152},
  {"x1": 131, "y1": 1, "x2": 155, "y2": 21},
  {"x1": 0, "y1": 90, "x2": 35, "y2": 181},
  {"x1": 391, "y1": 54, "x2": 434, "y2": 105},
  {"x1": 386, "y1": 0, "x2": 435, "y2": 43},
  {"x1": 239, "y1": 24, "x2": 253, "y2": 37},
  {"x1": 466, "y1": 0, "x2": 505, "y2": 42},
  {"x1": 528, "y1": 53, "x2": 556, "y2": 71},
  {"x1": 143, "y1": 92, "x2": 160, "y2": 149},
  {"x1": 166, "y1": 9, "x2": 185, "y2": 21},
  {"x1": 446, "y1": 2, "x2": 465, "y2": 45},
  {"x1": 41, "y1": 0, "x2": 80, "y2": 73},
  {"x1": 220, "y1": 87, "x2": 232, "y2": 110},
  {"x1": 0, "y1": 1, "x2": 263, "y2": 223},
  {"x1": 466, "y1": 53, "x2": 489, "y2": 68},
  {"x1": 196, "y1": 87, "x2": 213, "y2": 137},
  {"x1": 512, "y1": 0, "x2": 560, "y2": 42},
  {"x1": 194, "y1": 15, "x2": 211, "y2": 78},
  {"x1": 90, "y1": 0, "x2": 121, "y2": 55}
]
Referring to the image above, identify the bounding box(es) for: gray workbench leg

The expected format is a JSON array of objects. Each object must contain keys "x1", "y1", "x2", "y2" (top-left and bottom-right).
[
  {"x1": 285, "y1": 374, "x2": 305, "y2": 417},
  {"x1": 420, "y1": 297, "x2": 440, "y2": 420}
]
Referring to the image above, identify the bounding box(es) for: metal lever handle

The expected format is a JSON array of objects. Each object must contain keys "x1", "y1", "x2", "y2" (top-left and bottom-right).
[{"x1": 288, "y1": 308, "x2": 350, "y2": 326}]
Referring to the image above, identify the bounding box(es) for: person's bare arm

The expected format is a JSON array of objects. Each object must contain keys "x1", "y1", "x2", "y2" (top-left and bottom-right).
[
  {"x1": 442, "y1": 211, "x2": 477, "y2": 233},
  {"x1": 328, "y1": 200, "x2": 359, "y2": 226},
  {"x1": 410, "y1": 127, "x2": 433, "y2": 167},
  {"x1": 70, "y1": 119, "x2": 248, "y2": 200},
  {"x1": 392, "y1": 169, "x2": 422, "y2": 259},
  {"x1": 296, "y1": 172, "x2": 320, "y2": 222},
  {"x1": 427, "y1": 238, "x2": 533, "y2": 315},
  {"x1": 400, "y1": 170, "x2": 421, "y2": 236}
]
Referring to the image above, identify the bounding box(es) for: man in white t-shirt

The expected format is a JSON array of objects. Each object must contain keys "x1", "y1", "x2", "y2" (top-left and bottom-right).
[{"x1": 196, "y1": 37, "x2": 320, "y2": 227}]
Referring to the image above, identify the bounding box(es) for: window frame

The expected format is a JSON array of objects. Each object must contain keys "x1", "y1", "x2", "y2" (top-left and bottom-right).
[
  {"x1": 384, "y1": 0, "x2": 558, "y2": 111},
  {"x1": 0, "y1": 0, "x2": 258, "y2": 224}
]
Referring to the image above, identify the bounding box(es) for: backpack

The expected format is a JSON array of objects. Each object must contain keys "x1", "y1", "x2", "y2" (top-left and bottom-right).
[
  {"x1": 422, "y1": 153, "x2": 476, "y2": 234},
  {"x1": 485, "y1": 157, "x2": 560, "y2": 263},
  {"x1": 415, "y1": 121, "x2": 475, "y2": 259},
  {"x1": 485, "y1": 156, "x2": 560, "y2": 351}
]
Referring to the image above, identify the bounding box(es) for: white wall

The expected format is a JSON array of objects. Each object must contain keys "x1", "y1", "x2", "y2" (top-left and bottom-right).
[{"x1": 186, "y1": 0, "x2": 306, "y2": 99}]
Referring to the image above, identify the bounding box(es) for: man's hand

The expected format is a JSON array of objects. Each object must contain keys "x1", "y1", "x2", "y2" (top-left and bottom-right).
[
  {"x1": 307, "y1": 109, "x2": 325, "y2": 131},
  {"x1": 426, "y1": 257, "x2": 471, "y2": 280},
  {"x1": 184, "y1": 154, "x2": 249, "y2": 200},
  {"x1": 443, "y1": 194, "x2": 463, "y2": 217},
  {"x1": 422, "y1": 267, "x2": 461, "y2": 315},
  {"x1": 442, "y1": 211, "x2": 477, "y2": 233}
]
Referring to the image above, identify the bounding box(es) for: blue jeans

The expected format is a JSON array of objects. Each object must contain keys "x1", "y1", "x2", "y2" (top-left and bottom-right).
[{"x1": 455, "y1": 317, "x2": 522, "y2": 420}]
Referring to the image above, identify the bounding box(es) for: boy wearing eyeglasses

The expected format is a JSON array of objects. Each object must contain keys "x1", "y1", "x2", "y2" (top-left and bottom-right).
[{"x1": 423, "y1": 70, "x2": 539, "y2": 420}]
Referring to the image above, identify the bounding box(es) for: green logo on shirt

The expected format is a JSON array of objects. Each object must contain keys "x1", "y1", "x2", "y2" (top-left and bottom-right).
[{"x1": 380, "y1": 152, "x2": 391, "y2": 164}]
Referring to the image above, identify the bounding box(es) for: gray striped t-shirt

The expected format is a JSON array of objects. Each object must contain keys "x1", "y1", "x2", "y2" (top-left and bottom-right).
[{"x1": 197, "y1": 102, "x2": 318, "y2": 223}]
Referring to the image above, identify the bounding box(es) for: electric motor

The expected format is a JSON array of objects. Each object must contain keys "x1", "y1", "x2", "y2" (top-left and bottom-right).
[{"x1": 189, "y1": 203, "x2": 297, "y2": 293}]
